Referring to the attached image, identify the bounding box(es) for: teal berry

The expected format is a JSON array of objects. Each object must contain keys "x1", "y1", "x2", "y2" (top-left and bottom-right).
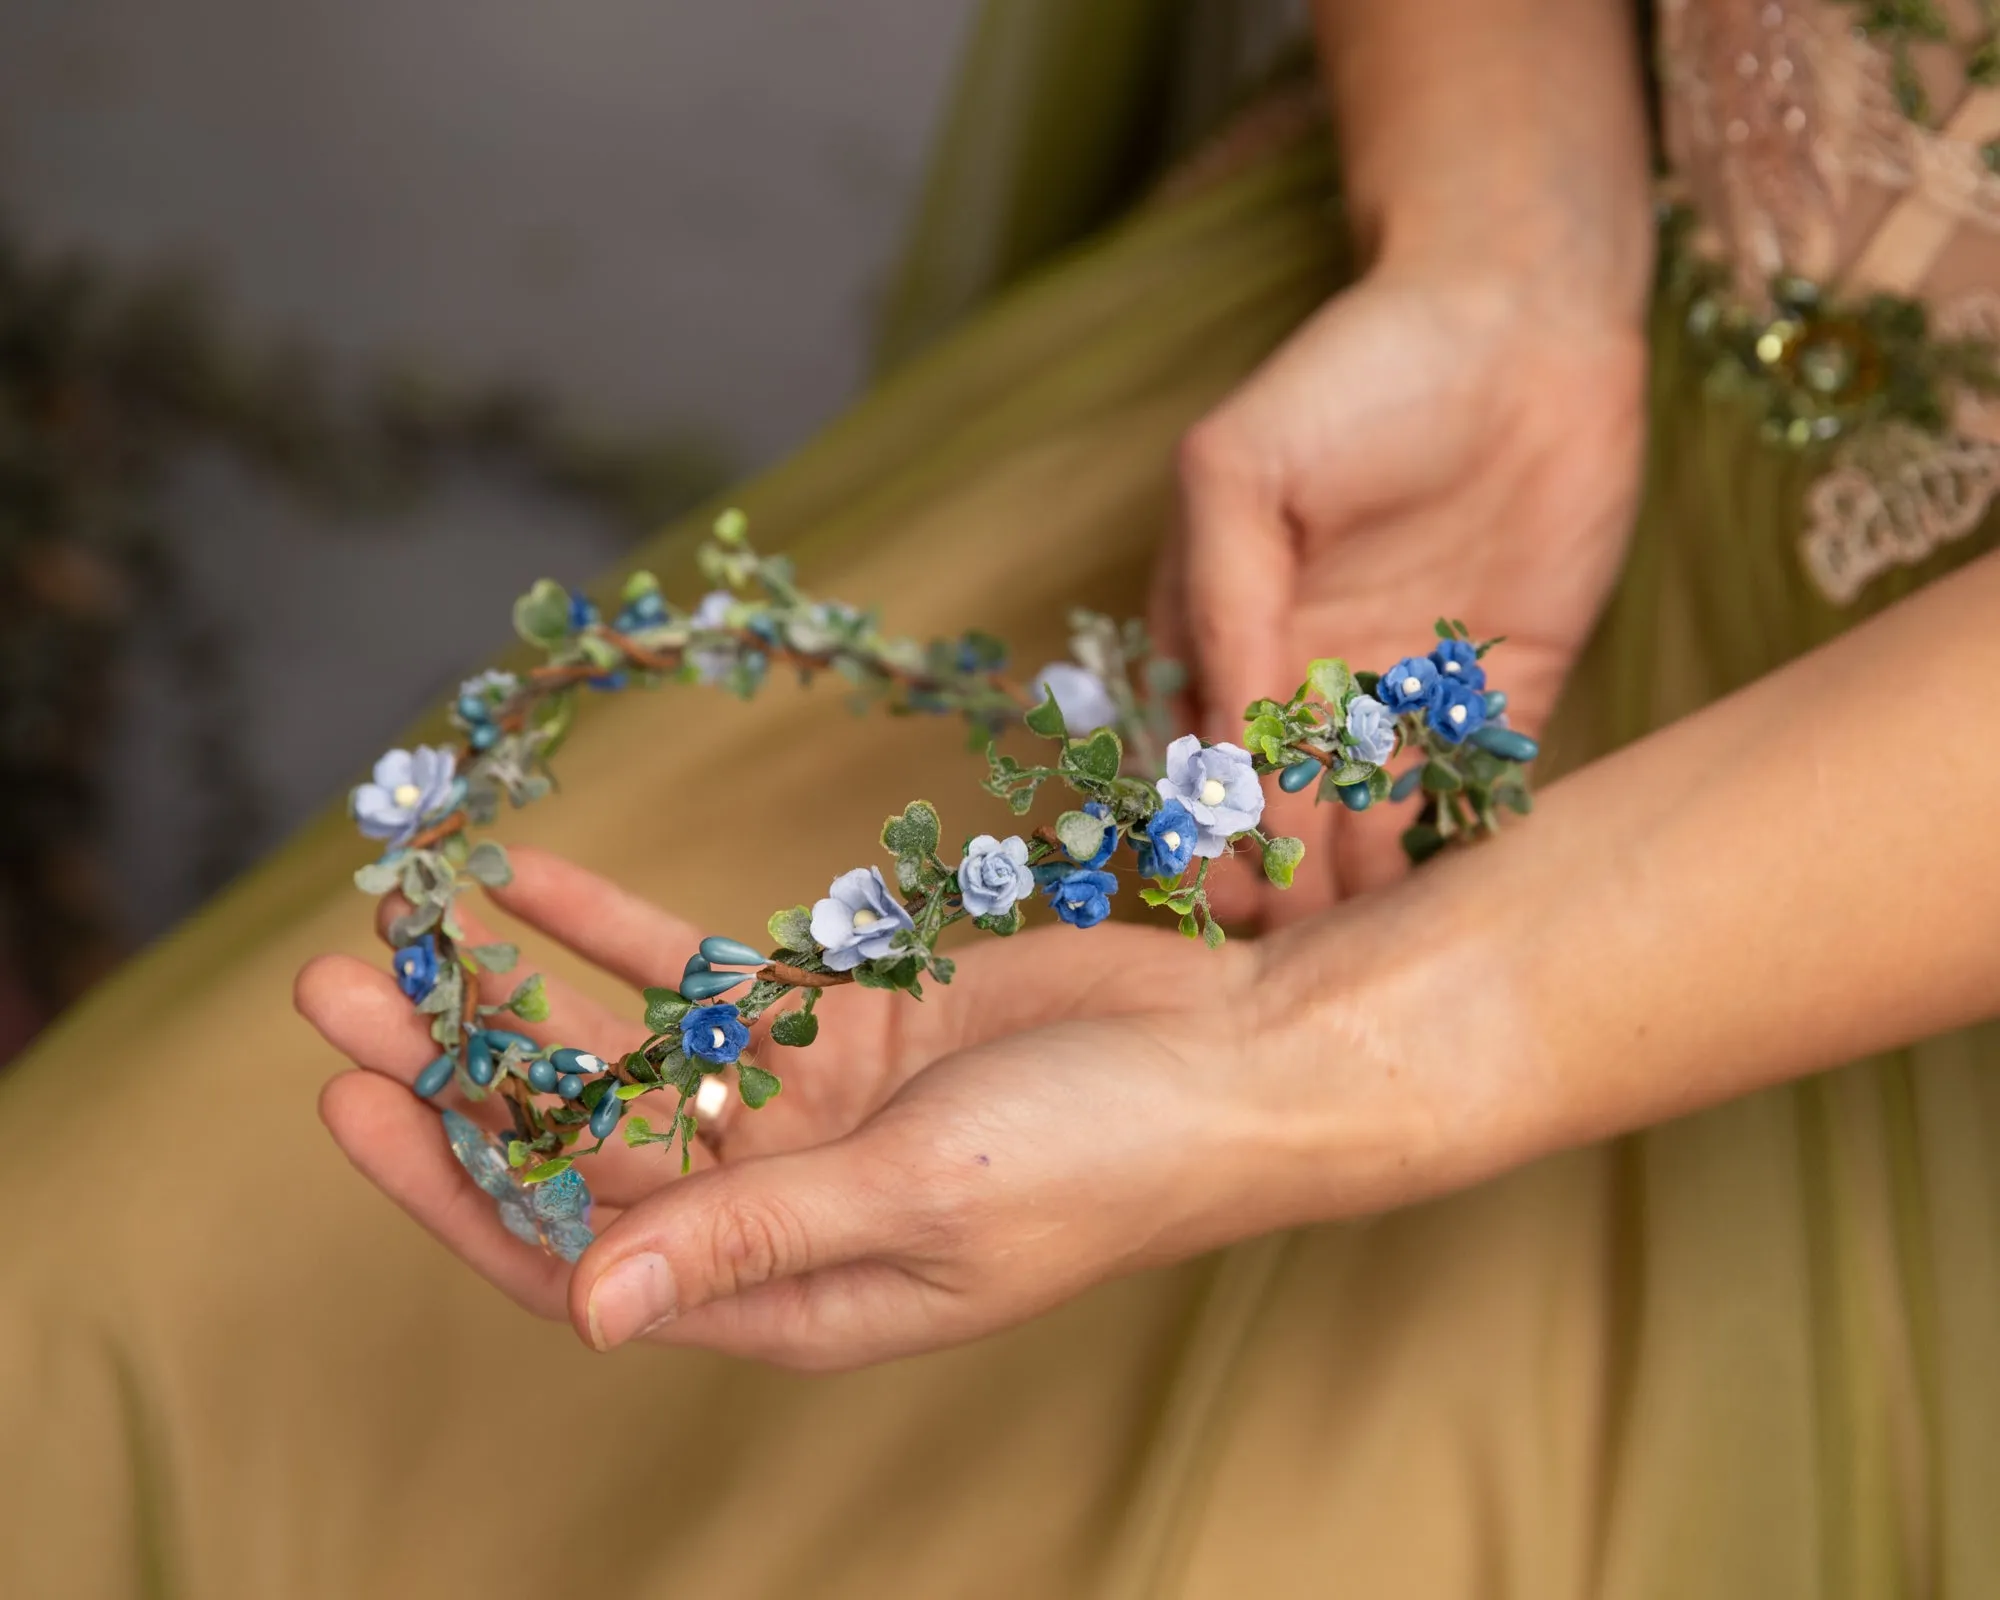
[
  {"x1": 549, "y1": 1046, "x2": 607, "y2": 1077},
  {"x1": 1336, "y1": 782, "x2": 1373, "y2": 812},
  {"x1": 456, "y1": 694, "x2": 486, "y2": 723},
  {"x1": 589, "y1": 1093, "x2": 625, "y2": 1140},
  {"x1": 683, "y1": 952, "x2": 711, "y2": 981},
  {"x1": 1483, "y1": 690, "x2": 1508, "y2": 718},
  {"x1": 414, "y1": 1054, "x2": 454, "y2": 1098},
  {"x1": 481, "y1": 1029, "x2": 540, "y2": 1056},
  {"x1": 557, "y1": 1073, "x2": 584, "y2": 1101},
  {"x1": 681, "y1": 969, "x2": 751, "y2": 1002},
  {"x1": 698, "y1": 935, "x2": 767, "y2": 967},
  {"x1": 1389, "y1": 766, "x2": 1426, "y2": 803},
  {"x1": 1279, "y1": 759, "x2": 1320, "y2": 793},
  {"x1": 466, "y1": 1034, "x2": 496, "y2": 1086},
  {"x1": 1470, "y1": 725, "x2": 1540, "y2": 762},
  {"x1": 528, "y1": 1058, "x2": 559, "y2": 1095}
]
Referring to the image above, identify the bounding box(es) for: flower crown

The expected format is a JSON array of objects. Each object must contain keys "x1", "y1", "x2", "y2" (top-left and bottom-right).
[{"x1": 350, "y1": 511, "x2": 1539, "y2": 1259}]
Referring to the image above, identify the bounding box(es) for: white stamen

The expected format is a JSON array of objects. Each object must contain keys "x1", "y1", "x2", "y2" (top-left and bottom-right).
[
  {"x1": 1401, "y1": 676, "x2": 1422, "y2": 695},
  {"x1": 1443, "y1": 661, "x2": 1461, "y2": 674},
  {"x1": 710, "y1": 1027, "x2": 726, "y2": 1050},
  {"x1": 851, "y1": 908, "x2": 880, "y2": 929},
  {"x1": 1198, "y1": 778, "x2": 1226, "y2": 806},
  {"x1": 392, "y1": 783, "x2": 421, "y2": 807},
  {"x1": 1449, "y1": 704, "x2": 1467, "y2": 724},
  {"x1": 1162, "y1": 830, "x2": 1182, "y2": 850},
  {"x1": 576, "y1": 1053, "x2": 603, "y2": 1073}
]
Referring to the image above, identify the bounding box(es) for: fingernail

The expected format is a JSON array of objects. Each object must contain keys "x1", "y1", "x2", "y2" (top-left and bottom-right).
[{"x1": 586, "y1": 1252, "x2": 677, "y2": 1351}]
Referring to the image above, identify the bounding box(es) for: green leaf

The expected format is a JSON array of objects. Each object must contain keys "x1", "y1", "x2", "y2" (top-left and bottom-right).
[
  {"x1": 1023, "y1": 686, "x2": 1067, "y2": 738},
  {"x1": 622, "y1": 1116, "x2": 656, "y2": 1147},
  {"x1": 353, "y1": 860, "x2": 401, "y2": 895},
  {"x1": 1421, "y1": 761, "x2": 1464, "y2": 794},
  {"x1": 643, "y1": 986, "x2": 690, "y2": 1032},
  {"x1": 770, "y1": 1007, "x2": 819, "y2": 1047},
  {"x1": 508, "y1": 973, "x2": 550, "y2": 1022},
  {"x1": 386, "y1": 901, "x2": 442, "y2": 946},
  {"x1": 1054, "y1": 809, "x2": 1109, "y2": 862},
  {"x1": 1434, "y1": 618, "x2": 1455, "y2": 641},
  {"x1": 1061, "y1": 728, "x2": 1123, "y2": 785},
  {"x1": 1243, "y1": 713, "x2": 1289, "y2": 765},
  {"x1": 531, "y1": 688, "x2": 578, "y2": 760},
  {"x1": 1262, "y1": 835, "x2": 1306, "y2": 889},
  {"x1": 1200, "y1": 916, "x2": 1226, "y2": 950},
  {"x1": 927, "y1": 953, "x2": 956, "y2": 985},
  {"x1": 513, "y1": 578, "x2": 572, "y2": 648},
  {"x1": 578, "y1": 632, "x2": 624, "y2": 670},
  {"x1": 1006, "y1": 788, "x2": 1036, "y2": 816},
  {"x1": 713, "y1": 506, "x2": 749, "y2": 545},
  {"x1": 881, "y1": 800, "x2": 942, "y2": 859},
  {"x1": 972, "y1": 907, "x2": 1022, "y2": 936},
  {"x1": 736, "y1": 1063, "x2": 782, "y2": 1109},
  {"x1": 505, "y1": 1140, "x2": 532, "y2": 1168},
  {"x1": 1496, "y1": 784, "x2": 1534, "y2": 816},
  {"x1": 1139, "y1": 885, "x2": 1176, "y2": 907},
  {"x1": 662, "y1": 1053, "x2": 703, "y2": 1097},
  {"x1": 1367, "y1": 766, "x2": 1394, "y2": 802},
  {"x1": 522, "y1": 1156, "x2": 573, "y2": 1184},
  {"x1": 463, "y1": 841, "x2": 513, "y2": 888},
  {"x1": 1306, "y1": 657, "x2": 1356, "y2": 707},
  {"x1": 470, "y1": 942, "x2": 518, "y2": 974},
  {"x1": 1401, "y1": 824, "x2": 1447, "y2": 865},
  {"x1": 614, "y1": 1081, "x2": 652, "y2": 1101},
  {"x1": 767, "y1": 904, "x2": 815, "y2": 953}
]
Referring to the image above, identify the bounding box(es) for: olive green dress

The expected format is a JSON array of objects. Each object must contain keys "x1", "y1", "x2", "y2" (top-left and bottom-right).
[{"x1": 4, "y1": 4, "x2": 1997, "y2": 1596}]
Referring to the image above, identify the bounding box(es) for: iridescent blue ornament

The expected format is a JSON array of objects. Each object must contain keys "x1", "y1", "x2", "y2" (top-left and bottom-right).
[{"x1": 443, "y1": 1109, "x2": 593, "y2": 1262}]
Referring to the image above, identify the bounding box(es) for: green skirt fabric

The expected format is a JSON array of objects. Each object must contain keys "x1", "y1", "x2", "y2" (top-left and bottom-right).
[{"x1": 3, "y1": 109, "x2": 1997, "y2": 1600}]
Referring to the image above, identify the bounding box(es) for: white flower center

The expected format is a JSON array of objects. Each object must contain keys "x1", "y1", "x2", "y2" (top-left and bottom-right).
[
  {"x1": 576, "y1": 1053, "x2": 603, "y2": 1072},
  {"x1": 392, "y1": 783, "x2": 421, "y2": 807},
  {"x1": 1198, "y1": 778, "x2": 1226, "y2": 806},
  {"x1": 1162, "y1": 830, "x2": 1181, "y2": 850},
  {"x1": 1443, "y1": 661, "x2": 1461, "y2": 675},
  {"x1": 1401, "y1": 675, "x2": 1422, "y2": 695},
  {"x1": 710, "y1": 1027, "x2": 726, "y2": 1049},
  {"x1": 1449, "y1": 704, "x2": 1467, "y2": 724},
  {"x1": 851, "y1": 908, "x2": 880, "y2": 930}
]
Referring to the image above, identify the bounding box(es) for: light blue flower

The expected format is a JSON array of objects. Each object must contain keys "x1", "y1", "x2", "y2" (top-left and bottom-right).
[
  {"x1": 956, "y1": 835, "x2": 1034, "y2": 918},
  {"x1": 682, "y1": 1003, "x2": 751, "y2": 1065},
  {"x1": 1045, "y1": 869, "x2": 1118, "y2": 928},
  {"x1": 1430, "y1": 637, "x2": 1487, "y2": 691},
  {"x1": 1030, "y1": 662, "x2": 1118, "y2": 733},
  {"x1": 352, "y1": 746, "x2": 458, "y2": 846},
  {"x1": 1343, "y1": 694, "x2": 1399, "y2": 765},
  {"x1": 810, "y1": 866, "x2": 917, "y2": 972},
  {"x1": 1376, "y1": 656, "x2": 1441, "y2": 715},
  {"x1": 1136, "y1": 798, "x2": 1197, "y2": 880},
  {"x1": 1428, "y1": 678, "x2": 1488, "y2": 745},
  {"x1": 689, "y1": 590, "x2": 739, "y2": 684},
  {"x1": 1155, "y1": 735, "x2": 1263, "y2": 857}
]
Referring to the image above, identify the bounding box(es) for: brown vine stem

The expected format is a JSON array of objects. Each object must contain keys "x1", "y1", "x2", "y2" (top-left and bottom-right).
[{"x1": 757, "y1": 961, "x2": 853, "y2": 990}]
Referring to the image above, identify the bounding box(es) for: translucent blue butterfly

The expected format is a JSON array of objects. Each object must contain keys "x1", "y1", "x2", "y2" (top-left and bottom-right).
[{"x1": 442, "y1": 1109, "x2": 594, "y2": 1262}]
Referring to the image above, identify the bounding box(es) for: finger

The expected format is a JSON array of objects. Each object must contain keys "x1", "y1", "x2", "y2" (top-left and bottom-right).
[
  {"x1": 569, "y1": 1141, "x2": 918, "y2": 1352},
  {"x1": 318, "y1": 1070, "x2": 575, "y2": 1318},
  {"x1": 640, "y1": 1257, "x2": 962, "y2": 1371},
  {"x1": 487, "y1": 846, "x2": 705, "y2": 992}
]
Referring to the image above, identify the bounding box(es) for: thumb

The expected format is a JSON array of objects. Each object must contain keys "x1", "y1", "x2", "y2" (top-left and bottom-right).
[{"x1": 571, "y1": 1141, "x2": 902, "y2": 1351}]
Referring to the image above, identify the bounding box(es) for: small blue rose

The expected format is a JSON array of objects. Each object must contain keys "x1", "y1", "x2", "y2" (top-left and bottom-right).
[
  {"x1": 351, "y1": 746, "x2": 458, "y2": 847},
  {"x1": 1428, "y1": 677, "x2": 1489, "y2": 744},
  {"x1": 1029, "y1": 661, "x2": 1119, "y2": 733},
  {"x1": 810, "y1": 866, "x2": 918, "y2": 972},
  {"x1": 1430, "y1": 637, "x2": 1487, "y2": 691},
  {"x1": 392, "y1": 934, "x2": 440, "y2": 1002},
  {"x1": 1376, "y1": 657, "x2": 1441, "y2": 715},
  {"x1": 1070, "y1": 801, "x2": 1119, "y2": 868},
  {"x1": 615, "y1": 591, "x2": 668, "y2": 632},
  {"x1": 1046, "y1": 868, "x2": 1118, "y2": 928},
  {"x1": 568, "y1": 591, "x2": 599, "y2": 630},
  {"x1": 956, "y1": 835, "x2": 1034, "y2": 918},
  {"x1": 1136, "y1": 798, "x2": 1198, "y2": 880},
  {"x1": 682, "y1": 1003, "x2": 751, "y2": 1065},
  {"x1": 1342, "y1": 694, "x2": 1399, "y2": 766},
  {"x1": 1155, "y1": 735, "x2": 1264, "y2": 857}
]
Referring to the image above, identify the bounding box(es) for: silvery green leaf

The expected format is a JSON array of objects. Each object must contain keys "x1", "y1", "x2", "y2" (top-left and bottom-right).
[
  {"x1": 513, "y1": 578, "x2": 571, "y2": 648},
  {"x1": 353, "y1": 860, "x2": 401, "y2": 895},
  {"x1": 767, "y1": 905, "x2": 815, "y2": 953},
  {"x1": 770, "y1": 1008, "x2": 818, "y2": 1047},
  {"x1": 417, "y1": 967, "x2": 462, "y2": 1015},
  {"x1": 1262, "y1": 835, "x2": 1306, "y2": 889},
  {"x1": 463, "y1": 841, "x2": 513, "y2": 888},
  {"x1": 507, "y1": 973, "x2": 549, "y2": 1022},
  {"x1": 1306, "y1": 658, "x2": 1355, "y2": 707},
  {"x1": 387, "y1": 901, "x2": 442, "y2": 946},
  {"x1": 1055, "y1": 809, "x2": 1108, "y2": 861},
  {"x1": 1023, "y1": 686, "x2": 1066, "y2": 738},
  {"x1": 1061, "y1": 729, "x2": 1122, "y2": 785},
  {"x1": 735, "y1": 1063, "x2": 782, "y2": 1109},
  {"x1": 880, "y1": 800, "x2": 942, "y2": 859},
  {"x1": 471, "y1": 942, "x2": 518, "y2": 973}
]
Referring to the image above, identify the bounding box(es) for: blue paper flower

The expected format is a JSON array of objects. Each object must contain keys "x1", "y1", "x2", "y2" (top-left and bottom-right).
[
  {"x1": 810, "y1": 866, "x2": 917, "y2": 971},
  {"x1": 569, "y1": 591, "x2": 599, "y2": 631},
  {"x1": 392, "y1": 934, "x2": 440, "y2": 1002},
  {"x1": 1155, "y1": 736, "x2": 1264, "y2": 857},
  {"x1": 1029, "y1": 662, "x2": 1118, "y2": 733},
  {"x1": 689, "y1": 590, "x2": 740, "y2": 684},
  {"x1": 956, "y1": 835, "x2": 1034, "y2": 918},
  {"x1": 1046, "y1": 869, "x2": 1118, "y2": 929},
  {"x1": 1376, "y1": 657, "x2": 1441, "y2": 715},
  {"x1": 1069, "y1": 801, "x2": 1119, "y2": 868},
  {"x1": 1343, "y1": 694, "x2": 1399, "y2": 766},
  {"x1": 1430, "y1": 638, "x2": 1487, "y2": 692},
  {"x1": 1136, "y1": 799, "x2": 1198, "y2": 880},
  {"x1": 1429, "y1": 678, "x2": 1489, "y2": 744},
  {"x1": 682, "y1": 1003, "x2": 751, "y2": 1065},
  {"x1": 615, "y1": 590, "x2": 668, "y2": 632},
  {"x1": 351, "y1": 746, "x2": 458, "y2": 846}
]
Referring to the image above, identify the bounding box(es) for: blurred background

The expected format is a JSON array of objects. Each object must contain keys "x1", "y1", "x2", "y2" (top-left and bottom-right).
[{"x1": 0, "y1": 0, "x2": 979, "y2": 1057}]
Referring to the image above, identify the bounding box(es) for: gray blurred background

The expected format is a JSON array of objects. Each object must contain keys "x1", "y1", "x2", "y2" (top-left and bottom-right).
[{"x1": 0, "y1": 0, "x2": 977, "y2": 1042}]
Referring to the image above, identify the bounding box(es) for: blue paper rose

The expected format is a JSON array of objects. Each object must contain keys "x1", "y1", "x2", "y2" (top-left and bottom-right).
[
  {"x1": 1136, "y1": 798, "x2": 1197, "y2": 880},
  {"x1": 810, "y1": 866, "x2": 917, "y2": 971},
  {"x1": 956, "y1": 835, "x2": 1034, "y2": 918},
  {"x1": 1046, "y1": 868, "x2": 1118, "y2": 929},
  {"x1": 1428, "y1": 677, "x2": 1488, "y2": 744},
  {"x1": 1376, "y1": 656, "x2": 1441, "y2": 715},
  {"x1": 1430, "y1": 637, "x2": 1487, "y2": 692},
  {"x1": 1029, "y1": 661, "x2": 1118, "y2": 734},
  {"x1": 1342, "y1": 694, "x2": 1399, "y2": 766},
  {"x1": 682, "y1": 1003, "x2": 751, "y2": 1065},
  {"x1": 351, "y1": 746, "x2": 458, "y2": 847},
  {"x1": 392, "y1": 934, "x2": 440, "y2": 1002},
  {"x1": 1155, "y1": 735, "x2": 1264, "y2": 857}
]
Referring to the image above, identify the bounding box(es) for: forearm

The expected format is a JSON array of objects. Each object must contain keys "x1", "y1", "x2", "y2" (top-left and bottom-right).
[
  {"x1": 1267, "y1": 552, "x2": 2000, "y2": 1185},
  {"x1": 1312, "y1": 0, "x2": 1654, "y2": 320}
]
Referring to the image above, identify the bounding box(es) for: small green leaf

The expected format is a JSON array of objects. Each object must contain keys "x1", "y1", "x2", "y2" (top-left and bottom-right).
[
  {"x1": 1024, "y1": 687, "x2": 1067, "y2": 738},
  {"x1": 1262, "y1": 835, "x2": 1306, "y2": 889},
  {"x1": 713, "y1": 506, "x2": 749, "y2": 545},
  {"x1": 614, "y1": 1081, "x2": 652, "y2": 1101},
  {"x1": 1306, "y1": 657, "x2": 1356, "y2": 706},
  {"x1": 972, "y1": 907, "x2": 1023, "y2": 936},
  {"x1": 1243, "y1": 714, "x2": 1289, "y2": 765},
  {"x1": 767, "y1": 904, "x2": 815, "y2": 953},
  {"x1": 353, "y1": 860, "x2": 400, "y2": 895},
  {"x1": 1421, "y1": 761, "x2": 1464, "y2": 794},
  {"x1": 1139, "y1": 885, "x2": 1176, "y2": 907},
  {"x1": 578, "y1": 632, "x2": 623, "y2": 670},
  {"x1": 1054, "y1": 809, "x2": 1109, "y2": 862},
  {"x1": 1062, "y1": 728, "x2": 1123, "y2": 785},
  {"x1": 1434, "y1": 619, "x2": 1455, "y2": 641},
  {"x1": 622, "y1": 1116, "x2": 655, "y2": 1147},
  {"x1": 506, "y1": 1140, "x2": 531, "y2": 1168},
  {"x1": 1200, "y1": 916, "x2": 1226, "y2": 950},
  {"x1": 662, "y1": 1053, "x2": 703, "y2": 1096},
  {"x1": 508, "y1": 973, "x2": 550, "y2": 1022},
  {"x1": 513, "y1": 578, "x2": 572, "y2": 648},
  {"x1": 881, "y1": 800, "x2": 942, "y2": 859},
  {"x1": 463, "y1": 841, "x2": 513, "y2": 888},
  {"x1": 1496, "y1": 784, "x2": 1534, "y2": 816},
  {"x1": 736, "y1": 1062, "x2": 782, "y2": 1108},
  {"x1": 770, "y1": 1007, "x2": 819, "y2": 1047},
  {"x1": 470, "y1": 942, "x2": 518, "y2": 973},
  {"x1": 522, "y1": 1156, "x2": 573, "y2": 1184},
  {"x1": 1401, "y1": 824, "x2": 1447, "y2": 865},
  {"x1": 530, "y1": 688, "x2": 578, "y2": 761},
  {"x1": 643, "y1": 986, "x2": 690, "y2": 1032}
]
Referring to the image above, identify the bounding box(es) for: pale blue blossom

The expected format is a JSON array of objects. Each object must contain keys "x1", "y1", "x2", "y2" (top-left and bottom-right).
[
  {"x1": 1030, "y1": 662, "x2": 1119, "y2": 733},
  {"x1": 1343, "y1": 695, "x2": 1399, "y2": 766},
  {"x1": 1155, "y1": 735, "x2": 1263, "y2": 857},
  {"x1": 956, "y1": 835, "x2": 1034, "y2": 917},
  {"x1": 352, "y1": 746, "x2": 457, "y2": 846},
  {"x1": 810, "y1": 867, "x2": 917, "y2": 972}
]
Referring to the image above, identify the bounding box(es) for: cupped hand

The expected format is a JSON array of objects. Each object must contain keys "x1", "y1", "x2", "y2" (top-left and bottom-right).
[{"x1": 1156, "y1": 259, "x2": 1648, "y2": 924}]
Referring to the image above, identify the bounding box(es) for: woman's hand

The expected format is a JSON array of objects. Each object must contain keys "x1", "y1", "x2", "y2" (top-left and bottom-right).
[{"x1": 1158, "y1": 261, "x2": 1649, "y2": 924}]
